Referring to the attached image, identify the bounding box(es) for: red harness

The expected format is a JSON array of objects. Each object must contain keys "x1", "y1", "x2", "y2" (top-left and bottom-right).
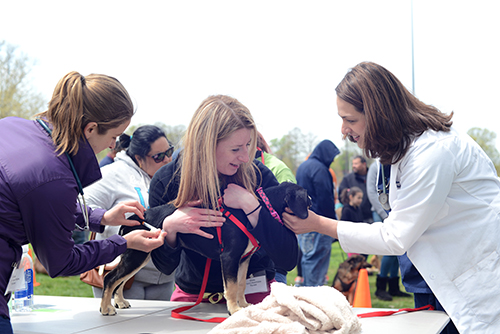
[
  {"x1": 171, "y1": 195, "x2": 435, "y2": 323},
  {"x1": 216, "y1": 201, "x2": 260, "y2": 257},
  {"x1": 171, "y1": 201, "x2": 260, "y2": 323}
]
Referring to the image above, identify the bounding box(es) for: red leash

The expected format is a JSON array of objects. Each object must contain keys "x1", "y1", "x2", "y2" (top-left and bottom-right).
[
  {"x1": 171, "y1": 196, "x2": 435, "y2": 323},
  {"x1": 170, "y1": 202, "x2": 260, "y2": 323},
  {"x1": 357, "y1": 304, "x2": 435, "y2": 318},
  {"x1": 170, "y1": 258, "x2": 228, "y2": 323}
]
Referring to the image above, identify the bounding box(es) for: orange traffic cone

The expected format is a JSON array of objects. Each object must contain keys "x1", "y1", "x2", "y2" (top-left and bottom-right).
[
  {"x1": 27, "y1": 247, "x2": 41, "y2": 287},
  {"x1": 353, "y1": 268, "x2": 371, "y2": 308}
]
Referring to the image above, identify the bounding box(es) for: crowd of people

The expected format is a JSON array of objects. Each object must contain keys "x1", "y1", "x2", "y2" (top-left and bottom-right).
[{"x1": 1, "y1": 61, "x2": 499, "y2": 333}]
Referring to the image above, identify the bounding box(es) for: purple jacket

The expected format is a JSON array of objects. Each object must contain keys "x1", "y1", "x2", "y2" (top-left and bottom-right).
[{"x1": 0, "y1": 117, "x2": 127, "y2": 319}]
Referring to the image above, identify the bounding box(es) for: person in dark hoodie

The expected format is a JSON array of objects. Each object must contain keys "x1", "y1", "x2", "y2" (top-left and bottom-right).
[{"x1": 295, "y1": 139, "x2": 340, "y2": 286}]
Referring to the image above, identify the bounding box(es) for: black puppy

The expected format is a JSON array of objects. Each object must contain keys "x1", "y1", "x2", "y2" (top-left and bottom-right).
[{"x1": 100, "y1": 182, "x2": 310, "y2": 316}]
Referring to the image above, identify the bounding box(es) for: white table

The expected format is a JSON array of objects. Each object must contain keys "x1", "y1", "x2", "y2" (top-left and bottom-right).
[{"x1": 11, "y1": 295, "x2": 449, "y2": 334}]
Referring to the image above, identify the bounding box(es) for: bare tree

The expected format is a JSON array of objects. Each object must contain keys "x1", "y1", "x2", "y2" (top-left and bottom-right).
[
  {"x1": 154, "y1": 123, "x2": 186, "y2": 148},
  {"x1": 126, "y1": 122, "x2": 186, "y2": 148},
  {"x1": 468, "y1": 127, "x2": 500, "y2": 175},
  {"x1": 0, "y1": 41, "x2": 46, "y2": 119},
  {"x1": 269, "y1": 127, "x2": 319, "y2": 174}
]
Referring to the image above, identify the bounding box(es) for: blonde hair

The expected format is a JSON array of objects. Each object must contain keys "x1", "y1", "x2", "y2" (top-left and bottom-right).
[
  {"x1": 174, "y1": 95, "x2": 258, "y2": 210},
  {"x1": 35, "y1": 71, "x2": 134, "y2": 155}
]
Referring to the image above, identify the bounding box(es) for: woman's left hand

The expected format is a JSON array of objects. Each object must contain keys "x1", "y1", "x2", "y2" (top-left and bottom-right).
[
  {"x1": 124, "y1": 229, "x2": 166, "y2": 252},
  {"x1": 101, "y1": 200, "x2": 145, "y2": 226},
  {"x1": 222, "y1": 184, "x2": 258, "y2": 212},
  {"x1": 223, "y1": 184, "x2": 261, "y2": 227}
]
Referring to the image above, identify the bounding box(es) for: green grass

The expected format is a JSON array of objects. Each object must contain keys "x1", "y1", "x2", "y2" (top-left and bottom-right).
[
  {"x1": 34, "y1": 273, "x2": 94, "y2": 297},
  {"x1": 33, "y1": 243, "x2": 414, "y2": 309}
]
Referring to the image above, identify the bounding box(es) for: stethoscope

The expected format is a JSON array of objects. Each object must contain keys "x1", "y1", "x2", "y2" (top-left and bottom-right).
[
  {"x1": 378, "y1": 164, "x2": 391, "y2": 211},
  {"x1": 36, "y1": 119, "x2": 89, "y2": 230}
]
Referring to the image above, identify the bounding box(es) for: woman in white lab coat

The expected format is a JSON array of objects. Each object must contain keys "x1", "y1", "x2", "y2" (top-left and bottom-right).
[{"x1": 283, "y1": 62, "x2": 500, "y2": 334}]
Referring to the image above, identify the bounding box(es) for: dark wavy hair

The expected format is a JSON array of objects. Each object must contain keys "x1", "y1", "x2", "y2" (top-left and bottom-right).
[
  {"x1": 118, "y1": 125, "x2": 168, "y2": 165},
  {"x1": 336, "y1": 62, "x2": 453, "y2": 165}
]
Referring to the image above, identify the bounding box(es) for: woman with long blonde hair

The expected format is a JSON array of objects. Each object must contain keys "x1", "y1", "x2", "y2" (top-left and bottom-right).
[{"x1": 150, "y1": 95, "x2": 298, "y2": 307}]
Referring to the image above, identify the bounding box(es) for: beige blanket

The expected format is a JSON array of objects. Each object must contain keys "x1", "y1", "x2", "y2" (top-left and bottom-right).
[{"x1": 208, "y1": 282, "x2": 362, "y2": 334}]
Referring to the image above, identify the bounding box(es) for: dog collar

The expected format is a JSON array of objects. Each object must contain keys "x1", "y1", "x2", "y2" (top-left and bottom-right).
[{"x1": 256, "y1": 187, "x2": 283, "y2": 225}]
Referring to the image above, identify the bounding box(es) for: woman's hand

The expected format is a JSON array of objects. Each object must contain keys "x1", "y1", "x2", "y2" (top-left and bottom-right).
[
  {"x1": 282, "y1": 208, "x2": 338, "y2": 239},
  {"x1": 223, "y1": 184, "x2": 261, "y2": 227},
  {"x1": 162, "y1": 200, "x2": 225, "y2": 247},
  {"x1": 123, "y1": 229, "x2": 166, "y2": 252},
  {"x1": 101, "y1": 201, "x2": 145, "y2": 226}
]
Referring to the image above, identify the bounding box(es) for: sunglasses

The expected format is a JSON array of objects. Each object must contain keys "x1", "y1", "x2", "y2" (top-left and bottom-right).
[{"x1": 150, "y1": 146, "x2": 174, "y2": 163}]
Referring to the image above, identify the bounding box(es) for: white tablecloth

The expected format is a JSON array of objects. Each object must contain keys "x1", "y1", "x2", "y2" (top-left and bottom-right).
[{"x1": 11, "y1": 295, "x2": 449, "y2": 334}]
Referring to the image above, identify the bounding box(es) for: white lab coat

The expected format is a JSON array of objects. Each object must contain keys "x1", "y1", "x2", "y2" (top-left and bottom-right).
[{"x1": 338, "y1": 127, "x2": 500, "y2": 333}]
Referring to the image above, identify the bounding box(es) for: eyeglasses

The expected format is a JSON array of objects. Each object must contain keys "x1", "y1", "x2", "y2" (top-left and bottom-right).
[{"x1": 149, "y1": 146, "x2": 174, "y2": 163}]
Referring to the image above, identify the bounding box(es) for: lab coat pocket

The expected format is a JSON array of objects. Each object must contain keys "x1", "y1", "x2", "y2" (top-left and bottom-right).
[{"x1": 453, "y1": 251, "x2": 500, "y2": 323}]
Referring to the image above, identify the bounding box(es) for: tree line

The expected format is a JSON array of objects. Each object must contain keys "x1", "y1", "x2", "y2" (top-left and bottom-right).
[{"x1": 2, "y1": 39, "x2": 500, "y2": 177}]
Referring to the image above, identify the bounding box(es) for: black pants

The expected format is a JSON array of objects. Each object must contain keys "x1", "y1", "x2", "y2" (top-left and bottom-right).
[
  {"x1": 296, "y1": 245, "x2": 302, "y2": 276},
  {"x1": 0, "y1": 315, "x2": 13, "y2": 334}
]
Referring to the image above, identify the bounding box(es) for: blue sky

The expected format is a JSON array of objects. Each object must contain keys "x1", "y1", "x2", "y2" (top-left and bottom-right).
[{"x1": 2, "y1": 0, "x2": 499, "y2": 151}]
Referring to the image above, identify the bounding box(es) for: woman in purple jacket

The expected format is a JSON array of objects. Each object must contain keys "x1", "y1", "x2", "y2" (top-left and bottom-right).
[{"x1": 0, "y1": 72, "x2": 166, "y2": 333}]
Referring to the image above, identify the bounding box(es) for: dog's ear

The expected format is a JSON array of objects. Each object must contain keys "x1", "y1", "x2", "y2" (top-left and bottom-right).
[
  {"x1": 120, "y1": 214, "x2": 149, "y2": 236},
  {"x1": 284, "y1": 184, "x2": 310, "y2": 219},
  {"x1": 347, "y1": 256, "x2": 359, "y2": 265},
  {"x1": 120, "y1": 203, "x2": 177, "y2": 236},
  {"x1": 127, "y1": 214, "x2": 142, "y2": 223}
]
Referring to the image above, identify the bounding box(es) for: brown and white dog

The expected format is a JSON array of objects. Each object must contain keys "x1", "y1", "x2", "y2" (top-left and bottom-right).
[
  {"x1": 99, "y1": 182, "x2": 311, "y2": 316},
  {"x1": 331, "y1": 255, "x2": 372, "y2": 305}
]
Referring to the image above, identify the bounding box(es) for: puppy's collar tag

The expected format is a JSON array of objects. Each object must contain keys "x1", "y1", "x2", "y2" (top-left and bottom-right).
[{"x1": 256, "y1": 187, "x2": 283, "y2": 225}]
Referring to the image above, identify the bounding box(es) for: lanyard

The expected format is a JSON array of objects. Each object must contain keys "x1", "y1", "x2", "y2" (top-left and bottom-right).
[
  {"x1": 36, "y1": 119, "x2": 89, "y2": 230},
  {"x1": 256, "y1": 147, "x2": 265, "y2": 164}
]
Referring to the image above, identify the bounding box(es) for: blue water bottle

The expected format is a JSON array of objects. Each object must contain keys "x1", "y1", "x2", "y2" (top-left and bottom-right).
[{"x1": 13, "y1": 245, "x2": 34, "y2": 312}]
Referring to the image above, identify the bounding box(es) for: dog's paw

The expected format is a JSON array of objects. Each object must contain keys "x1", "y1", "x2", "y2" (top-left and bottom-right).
[
  {"x1": 228, "y1": 302, "x2": 252, "y2": 315},
  {"x1": 100, "y1": 305, "x2": 117, "y2": 316},
  {"x1": 227, "y1": 300, "x2": 243, "y2": 316},
  {"x1": 114, "y1": 300, "x2": 131, "y2": 309},
  {"x1": 238, "y1": 300, "x2": 251, "y2": 308},
  {"x1": 227, "y1": 305, "x2": 242, "y2": 315}
]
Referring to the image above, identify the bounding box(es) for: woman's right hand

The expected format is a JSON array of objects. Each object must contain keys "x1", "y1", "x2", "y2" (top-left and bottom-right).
[
  {"x1": 283, "y1": 208, "x2": 339, "y2": 239},
  {"x1": 162, "y1": 200, "x2": 225, "y2": 247},
  {"x1": 101, "y1": 200, "x2": 145, "y2": 226}
]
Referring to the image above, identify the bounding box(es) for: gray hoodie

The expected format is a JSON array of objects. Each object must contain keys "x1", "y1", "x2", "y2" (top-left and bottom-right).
[{"x1": 85, "y1": 151, "x2": 174, "y2": 285}]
